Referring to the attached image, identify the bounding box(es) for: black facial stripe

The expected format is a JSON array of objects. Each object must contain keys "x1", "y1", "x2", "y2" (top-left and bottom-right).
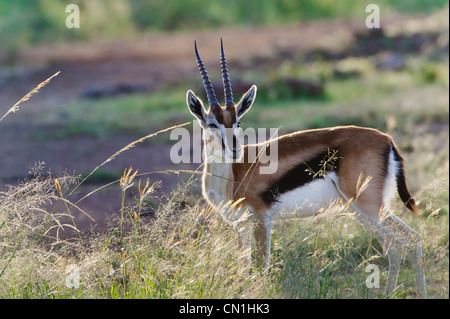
[
  {"x1": 260, "y1": 148, "x2": 340, "y2": 206},
  {"x1": 232, "y1": 135, "x2": 237, "y2": 150}
]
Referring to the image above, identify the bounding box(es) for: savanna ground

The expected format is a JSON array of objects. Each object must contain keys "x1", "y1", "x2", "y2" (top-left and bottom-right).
[{"x1": 0, "y1": 1, "x2": 448, "y2": 299}]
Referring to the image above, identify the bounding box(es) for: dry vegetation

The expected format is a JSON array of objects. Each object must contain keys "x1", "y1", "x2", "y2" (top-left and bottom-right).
[
  {"x1": 0, "y1": 77, "x2": 447, "y2": 298},
  {"x1": 0, "y1": 4, "x2": 448, "y2": 300}
]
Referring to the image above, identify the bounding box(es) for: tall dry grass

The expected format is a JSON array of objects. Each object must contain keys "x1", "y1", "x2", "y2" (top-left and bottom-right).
[
  {"x1": 0, "y1": 73, "x2": 271, "y2": 298},
  {"x1": 0, "y1": 72, "x2": 447, "y2": 299},
  {"x1": 0, "y1": 72, "x2": 60, "y2": 124}
]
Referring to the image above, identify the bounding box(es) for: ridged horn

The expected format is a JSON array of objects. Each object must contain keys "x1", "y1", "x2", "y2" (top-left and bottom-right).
[
  {"x1": 220, "y1": 38, "x2": 234, "y2": 106},
  {"x1": 195, "y1": 40, "x2": 218, "y2": 107}
]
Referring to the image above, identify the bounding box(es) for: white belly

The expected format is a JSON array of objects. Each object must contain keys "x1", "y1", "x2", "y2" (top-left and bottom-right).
[{"x1": 271, "y1": 172, "x2": 341, "y2": 218}]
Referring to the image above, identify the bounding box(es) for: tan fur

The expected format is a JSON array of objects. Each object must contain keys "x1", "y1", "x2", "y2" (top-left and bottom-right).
[{"x1": 231, "y1": 126, "x2": 392, "y2": 218}]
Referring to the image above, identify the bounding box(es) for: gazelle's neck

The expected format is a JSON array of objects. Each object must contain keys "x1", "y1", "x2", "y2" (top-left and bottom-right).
[{"x1": 202, "y1": 151, "x2": 233, "y2": 209}]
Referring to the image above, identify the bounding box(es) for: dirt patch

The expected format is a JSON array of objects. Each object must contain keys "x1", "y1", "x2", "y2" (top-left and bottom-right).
[{"x1": 0, "y1": 124, "x2": 199, "y2": 235}]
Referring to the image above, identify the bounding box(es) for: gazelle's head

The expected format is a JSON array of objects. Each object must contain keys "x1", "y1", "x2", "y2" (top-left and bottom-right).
[{"x1": 186, "y1": 39, "x2": 257, "y2": 162}]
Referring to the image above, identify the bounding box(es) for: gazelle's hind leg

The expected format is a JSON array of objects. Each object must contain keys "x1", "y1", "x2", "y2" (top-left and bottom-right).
[
  {"x1": 371, "y1": 215, "x2": 404, "y2": 296},
  {"x1": 375, "y1": 211, "x2": 426, "y2": 298},
  {"x1": 352, "y1": 203, "x2": 427, "y2": 298},
  {"x1": 374, "y1": 232, "x2": 403, "y2": 296}
]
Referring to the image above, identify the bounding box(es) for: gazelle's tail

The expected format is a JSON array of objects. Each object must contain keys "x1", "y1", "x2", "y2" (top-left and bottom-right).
[{"x1": 391, "y1": 145, "x2": 419, "y2": 215}]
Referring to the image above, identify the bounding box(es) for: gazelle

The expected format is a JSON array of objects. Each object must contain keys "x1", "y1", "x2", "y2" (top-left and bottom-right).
[{"x1": 185, "y1": 40, "x2": 426, "y2": 298}]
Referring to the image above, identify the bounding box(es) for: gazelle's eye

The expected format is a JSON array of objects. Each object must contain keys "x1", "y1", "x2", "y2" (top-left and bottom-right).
[{"x1": 208, "y1": 123, "x2": 218, "y2": 129}]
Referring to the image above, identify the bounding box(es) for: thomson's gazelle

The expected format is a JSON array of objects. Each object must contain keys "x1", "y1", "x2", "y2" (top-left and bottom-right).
[{"x1": 186, "y1": 40, "x2": 426, "y2": 298}]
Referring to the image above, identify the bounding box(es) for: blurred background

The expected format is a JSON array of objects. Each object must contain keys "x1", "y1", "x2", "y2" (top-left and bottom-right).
[{"x1": 0, "y1": 0, "x2": 448, "y2": 232}]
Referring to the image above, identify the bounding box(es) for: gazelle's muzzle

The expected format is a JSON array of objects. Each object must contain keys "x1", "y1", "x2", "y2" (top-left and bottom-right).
[{"x1": 224, "y1": 128, "x2": 242, "y2": 160}]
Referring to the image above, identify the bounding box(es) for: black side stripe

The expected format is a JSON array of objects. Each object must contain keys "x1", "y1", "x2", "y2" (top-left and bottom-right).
[{"x1": 260, "y1": 149, "x2": 340, "y2": 206}]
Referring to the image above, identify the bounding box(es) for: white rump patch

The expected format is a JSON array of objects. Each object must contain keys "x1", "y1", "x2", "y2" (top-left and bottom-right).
[{"x1": 383, "y1": 148, "x2": 399, "y2": 207}]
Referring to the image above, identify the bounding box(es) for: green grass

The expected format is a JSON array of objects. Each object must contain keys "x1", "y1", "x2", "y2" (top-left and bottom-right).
[
  {"x1": 42, "y1": 86, "x2": 189, "y2": 138},
  {"x1": 1, "y1": 0, "x2": 448, "y2": 51},
  {"x1": 43, "y1": 57, "x2": 449, "y2": 138}
]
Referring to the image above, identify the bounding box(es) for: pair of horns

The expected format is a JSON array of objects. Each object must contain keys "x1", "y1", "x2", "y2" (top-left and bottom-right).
[{"x1": 195, "y1": 39, "x2": 233, "y2": 107}]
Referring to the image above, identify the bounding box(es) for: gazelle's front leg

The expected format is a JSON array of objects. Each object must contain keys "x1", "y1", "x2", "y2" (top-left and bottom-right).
[
  {"x1": 253, "y1": 211, "x2": 273, "y2": 269},
  {"x1": 225, "y1": 205, "x2": 253, "y2": 273},
  {"x1": 237, "y1": 222, "x2": 252, "y2": 272}
]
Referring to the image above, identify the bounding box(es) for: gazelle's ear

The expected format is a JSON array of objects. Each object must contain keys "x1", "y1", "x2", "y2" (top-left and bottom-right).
[
  {"x1": 186, "y1": 90, "x2": 207, "y2": 127},
  {"x1": 236, "y1": 85, "x2": 257, "y2": 118}
]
